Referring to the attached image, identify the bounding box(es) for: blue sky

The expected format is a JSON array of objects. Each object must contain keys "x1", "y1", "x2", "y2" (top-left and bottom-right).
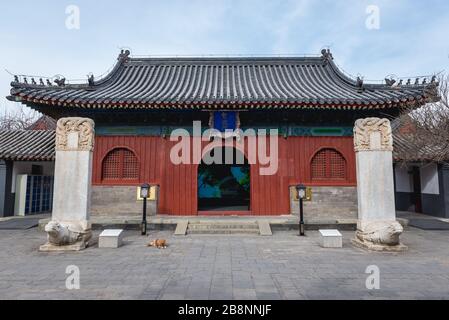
[{"x1": 1, "y1": 0, "x2": 449, "y2": 112}]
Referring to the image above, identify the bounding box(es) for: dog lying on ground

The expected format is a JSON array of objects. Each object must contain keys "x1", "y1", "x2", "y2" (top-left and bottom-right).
[{"x1": 147, "y1": 239, "x2": 167, "y2": 249}]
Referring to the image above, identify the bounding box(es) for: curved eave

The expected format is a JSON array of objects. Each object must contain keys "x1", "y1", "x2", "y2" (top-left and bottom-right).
[
  {"x1": 14, "y1": 93, "x2": 429, "y2": 111},
  {"x1": 8, "y1": 53, "x2": 436, "y2": 112}
]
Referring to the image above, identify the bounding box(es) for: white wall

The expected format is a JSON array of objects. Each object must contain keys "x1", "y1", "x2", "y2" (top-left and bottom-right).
[
  {"x1": 0, "y1": 161, "x2": 6, "y2": 215},
  {"x1": 420, "y1": 163, "x2": 440, "y2": 195},
  {"x1": 11, "y1": 161, "x2": 55, "y2": 193},
  {"x1": 395, "y1": 165, "x2": 413, "y2": 193}
]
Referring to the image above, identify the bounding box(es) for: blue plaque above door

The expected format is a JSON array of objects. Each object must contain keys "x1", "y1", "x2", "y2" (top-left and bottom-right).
[{"x1": 213, "y1": 111, "x2": 238, "y2": 132}]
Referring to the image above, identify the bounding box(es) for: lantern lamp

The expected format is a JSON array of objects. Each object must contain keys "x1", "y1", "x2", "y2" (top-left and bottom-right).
[
  {"x1": 296, "y1": 184, "x2": 306, "y2": 236},
  {"x1": 140, "y1": 183, "x2": 150, "y2": 235}
]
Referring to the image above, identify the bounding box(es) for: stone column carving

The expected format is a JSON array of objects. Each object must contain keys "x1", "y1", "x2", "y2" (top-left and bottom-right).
[
  {"x1": 40, "y1": 118, "x2": 95, "y2": 252},
  {"x1": 351, "y1": 118, "x2": 407, "y2": 251}
]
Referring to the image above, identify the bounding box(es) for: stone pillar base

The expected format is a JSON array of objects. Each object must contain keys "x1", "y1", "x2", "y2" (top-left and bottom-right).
[
  {"x1": 351, "y1": 237, "x2": 408, "y2": 252},
  {"x1": 41, "y1": 220, "x2": 92, "y2": 252},
  {"x1": 39, "y1": 241, "x2": 88, "y2": 252},
  {"x1": 354, "y1": 220, "x2": 406, "y2": 252}
]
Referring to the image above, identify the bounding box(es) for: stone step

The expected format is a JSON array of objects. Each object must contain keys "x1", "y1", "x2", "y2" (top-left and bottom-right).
[
  {"x1": 188, "y1": 228, "x2": 260, "y2": 235},
  {"x1": 187, "y1": 222, "x2": 260, "y2": 235},
  {"x1": 189, "y1": 221, "x2": 259, "y2": 225},
  {"x1": 188, "y1": 223, "x2": 259, "y2": 230}
]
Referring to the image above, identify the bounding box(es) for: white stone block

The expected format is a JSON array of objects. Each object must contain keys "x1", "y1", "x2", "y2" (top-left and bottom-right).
[
  {"x1": 99, "y1": 229, "x2": 124, "y2": 248},
  {"x1": 319, "y1": 229, "x2": 342, "y2": 248}
]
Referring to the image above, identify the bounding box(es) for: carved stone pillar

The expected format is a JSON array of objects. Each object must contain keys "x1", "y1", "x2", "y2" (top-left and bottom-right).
[
  {"x1": 40, "y1": 118, "x2": 95, "y2": 252},
  {"x1": 351, "y1": 118, "x2": 407, "y2": 251}
]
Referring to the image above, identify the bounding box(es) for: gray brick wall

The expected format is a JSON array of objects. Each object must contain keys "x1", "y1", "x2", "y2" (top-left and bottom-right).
[
  {"x1": 290, "y1": 186, "x2": 358, "y2": 221},
  {"x1": 91, "y1": 185, "x2": 357, "y2": 220},
  {"x1": 91, "y1": 186, "x2": 158, "y2": 216}
]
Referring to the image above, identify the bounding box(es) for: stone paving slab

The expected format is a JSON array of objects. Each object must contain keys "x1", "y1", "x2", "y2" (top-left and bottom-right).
[
  {"x1": 0, "y1": 218, "x2": 40, "y2": 230},
  {"x1": 0, "y1": 227, "x2": 448, "y2": 300}
]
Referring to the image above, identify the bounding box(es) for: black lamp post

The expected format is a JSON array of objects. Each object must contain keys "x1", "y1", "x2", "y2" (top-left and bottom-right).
[
  {"x1": 140, "y1": 183, "x2": 150, "y2": 236},
  {"x1": 296, "y1": 184, "x2": 306, "y2": 236}
]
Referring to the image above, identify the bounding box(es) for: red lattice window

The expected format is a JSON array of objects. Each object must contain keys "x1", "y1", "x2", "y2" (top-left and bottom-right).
[
  {"x1": 311, "y1": 149, "x2": 346, "y2": 180},
  {"x1": 102, "y1": 148, "x2": 139, "y2": 181}
]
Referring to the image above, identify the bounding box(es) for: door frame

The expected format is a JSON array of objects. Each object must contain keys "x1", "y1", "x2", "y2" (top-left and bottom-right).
[{"x1": 196, "y1": 144, "x2": 252, "y2": 216}]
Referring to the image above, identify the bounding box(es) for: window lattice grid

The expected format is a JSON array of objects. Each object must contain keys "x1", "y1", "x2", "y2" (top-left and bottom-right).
[
  {"x1": 102, "y1": 150, "x2": 121, "y2": 179},
  {"x1": 311, "y1": 149, "x2": 346, "y2": 180},
  {"x1": 329, "y1": 151, "x2": 346, "y2": 179},
  {"x1": 122, "y1": 150, "x2": 139, "y2": 179},
  {"x1": 311, "y1": 151, "x2": 328, "y2": 179},
  {"x1": 102, "y1": 148, "x2": 139, "y2": 180}
]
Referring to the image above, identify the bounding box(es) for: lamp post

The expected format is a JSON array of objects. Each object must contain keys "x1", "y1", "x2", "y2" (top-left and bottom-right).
[
  {"x1": 296, "y1": 184, "x2": 306, "y2": 236},
  {"x1": 140, "y1": 183, "x2": 150, "y2": 236}
]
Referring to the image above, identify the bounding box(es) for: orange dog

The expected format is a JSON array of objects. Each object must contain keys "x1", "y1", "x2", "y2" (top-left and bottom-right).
[{"x1": 147, "y1": 239, "x2": 167, "y2": 249}]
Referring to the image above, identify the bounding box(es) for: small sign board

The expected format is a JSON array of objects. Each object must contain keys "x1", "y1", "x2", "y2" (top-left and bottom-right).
[
  {"x1": 290, "y1": 186, "x2": 312, "y2": 202},
  {"x1": 136, "y1": 186, "x2": 157, "y2": 201}
]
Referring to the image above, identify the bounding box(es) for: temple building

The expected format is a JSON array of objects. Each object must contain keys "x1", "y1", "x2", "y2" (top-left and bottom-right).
[{"x1": 6, "y1": 49, "x2": 437, "y2": 219}]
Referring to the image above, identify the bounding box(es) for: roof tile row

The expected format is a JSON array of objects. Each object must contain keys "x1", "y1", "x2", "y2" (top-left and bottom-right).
[{"x1": 9, "y1": 51, "x2": 436, "y2": 110}]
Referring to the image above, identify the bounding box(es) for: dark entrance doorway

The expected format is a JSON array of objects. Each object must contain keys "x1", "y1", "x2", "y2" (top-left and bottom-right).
[{"x1": 198, "y1": 147, "x2": 250, "y2": 212}]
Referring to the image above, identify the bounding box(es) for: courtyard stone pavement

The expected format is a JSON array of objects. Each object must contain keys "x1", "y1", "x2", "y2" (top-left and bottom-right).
[{"x1": 0, "y1": 227, "x2": 448, "y2": 300}]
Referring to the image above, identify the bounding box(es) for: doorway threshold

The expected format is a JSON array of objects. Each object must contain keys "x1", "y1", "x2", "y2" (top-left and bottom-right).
[{"x1": 198, "y1": 211, "x2": 251, "y2": 216}]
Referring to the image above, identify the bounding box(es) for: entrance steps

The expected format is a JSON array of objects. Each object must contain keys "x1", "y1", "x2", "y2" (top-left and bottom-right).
[{"x1": 187, "y1": 221, "x2": 260, "y2": 235}]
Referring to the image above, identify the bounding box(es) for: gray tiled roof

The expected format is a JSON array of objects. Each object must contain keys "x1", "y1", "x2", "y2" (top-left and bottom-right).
[
  {"x1": 393, "y1": 132, "x2": 447, "y2": 162},
  {"x1": 27, "y1": 115, "x2": 57, "y2": 130},
  {"x1": 8, "y1": 50, "x2": 437, "y2": 111},
  {"x1": 0, "y1": 130, "x2": 55, "y2": 161},
  {"x1": 392, "y1": 117, "x2": 447, "y2": 162}
]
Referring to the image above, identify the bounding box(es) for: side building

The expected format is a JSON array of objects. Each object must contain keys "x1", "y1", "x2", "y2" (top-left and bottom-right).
[
  {"x1": 0, "y1": 128, "x2": 55, "y2": 217},
  {"x1": 393, "y1": 121, "x2": 449, "y2": 218}
]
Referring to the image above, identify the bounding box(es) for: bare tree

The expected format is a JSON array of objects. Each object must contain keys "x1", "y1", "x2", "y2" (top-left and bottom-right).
[
  {"x1": 395, "y1": 74, "x2": 449, "y2": 163},
  {"x1": 0, "y1": 104, "x2": 41, "y2": 130}
]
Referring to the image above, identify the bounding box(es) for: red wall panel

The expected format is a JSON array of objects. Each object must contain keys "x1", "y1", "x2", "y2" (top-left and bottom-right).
[{"x1": 92, "y1": 136, "x2": 356, "y2": 216}]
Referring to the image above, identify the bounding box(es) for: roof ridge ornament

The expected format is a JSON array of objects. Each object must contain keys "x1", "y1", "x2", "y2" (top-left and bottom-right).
[
  {"x1": 321, "y1": 49, "x2": 333, "y2": 62},
  {"x1": 12, "y1": 74, "x2": 59, "y2": 87},
  {"x1": 356, "y1": 76, "x2": 364, "y2": 92},
  {"x1": 385, "y1": 78, "x2": 396, "y2": 87},
  {"x1": 54, "y1": 77, "x2": 66, "y2": 87},
  {"x1": 118, "y1": 49, "x2": 131, "y2": 62},
  {"x1": 87, "y1": 73, "x2": 95, "y2": 86}
]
